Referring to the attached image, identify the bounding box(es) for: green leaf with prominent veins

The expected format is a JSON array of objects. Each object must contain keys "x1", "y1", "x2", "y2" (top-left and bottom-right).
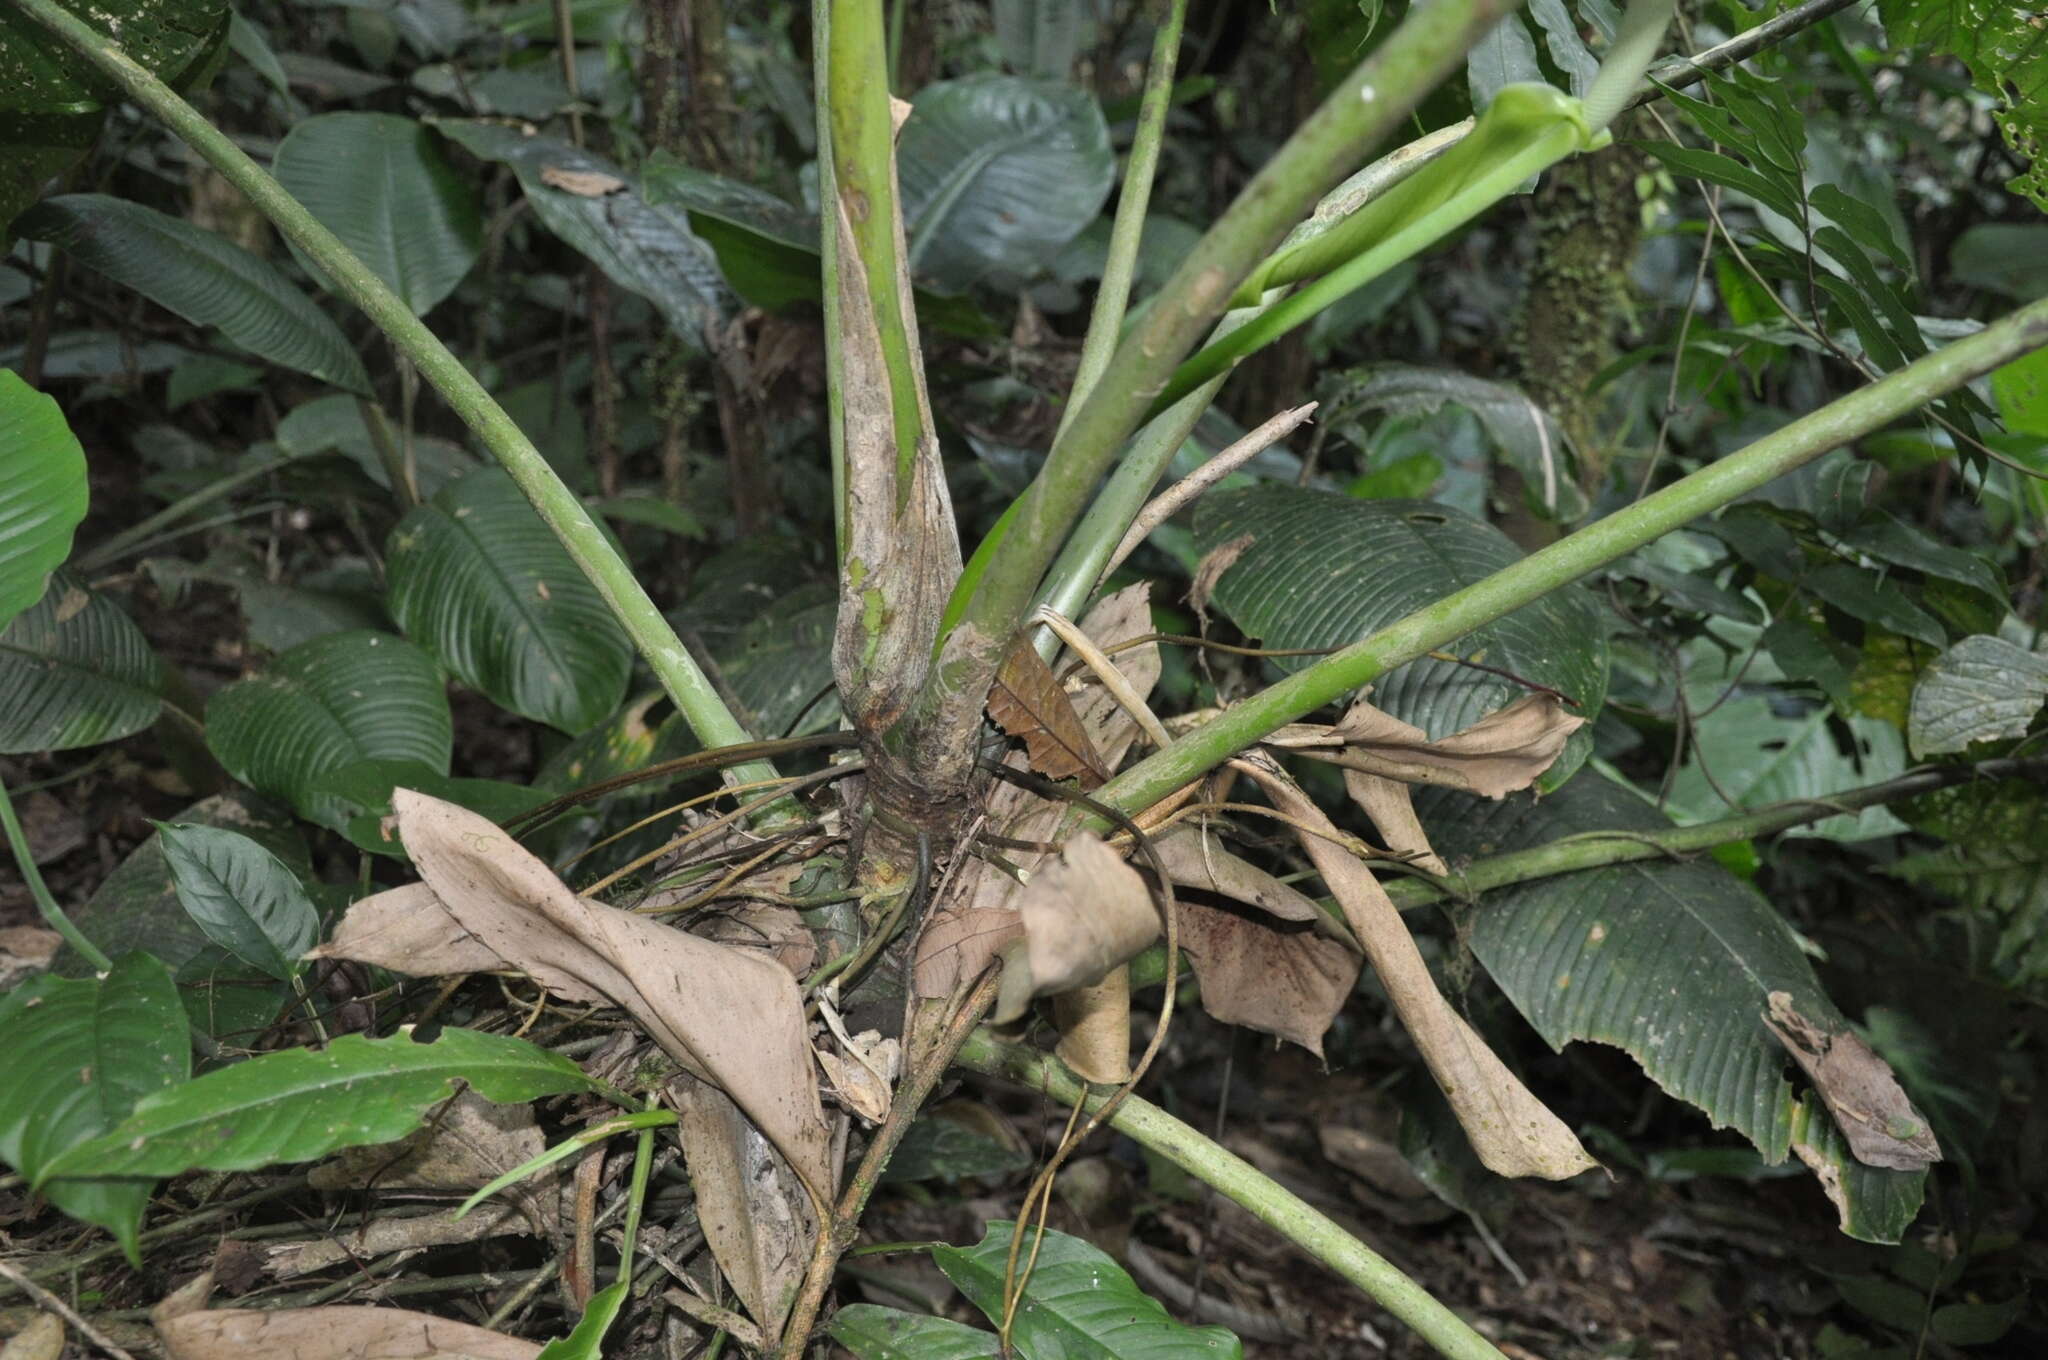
[
  {"x1": 0, "y1": 954, "x2": 189, "y2": 1264},
  {"x1": 896, "y1": 75, "x2": 1114, "y2": 294},
  {"x1": 15, "y1": 195, "x2": 370, "y2": 394},
  {"x1": 204, "y1": 629, "x2": 452, "y2": 827},
  {"x1": 1417, "y1": 776, "x2": 1929, "y2": 1242},
  {"x1": 0, "y1": 371, "x2": 87, "y2": 633},
  {"x1": 271, "y1": 113, "x2": 481, "y2": 315},
  {"x1": 935, "y1": 1222, "x2": 1242, "y2": 1358},
  {"x1": 1907, "y1": 635, "x2": 2048, "y2": 757},
  {"x1": 385, "y1": 468, "x2": 633, "y2": 734},
  {"x1": 0, "y1": 571, "x2": 163, "y2": 754},
  {"x1": 156, "y1": 823, "x2": 320, "y2": 981},
  {"x1": 1194, "y1": 486, "x2": 1608, "y2": 788},
  {"x1": 39, "y1": 1028, "x2": 595, "y2": 1183},
  {"x1": 830, "y1": 1305, "x2": 1001, "y2": 1359}
]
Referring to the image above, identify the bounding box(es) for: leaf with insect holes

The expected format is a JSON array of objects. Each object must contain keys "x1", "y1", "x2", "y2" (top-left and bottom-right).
[{"x1": 987, "y1": 636, "x2": 1110, "y2": 786}]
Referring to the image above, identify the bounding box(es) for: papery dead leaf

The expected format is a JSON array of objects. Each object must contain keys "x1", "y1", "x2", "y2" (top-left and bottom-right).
[
  {"x1": 992, "y1": 833, "x2": 1157, "y2": 1025},
  {"x1": 262, "y1": 1204, "x2": 529, "y2": 1280},
  {"x1": 1065, "y1": 584, "x2": 1162, "y2": 770},
  {"x1": 308, "y1": 882, "x2": 519, "y2": 983},
  {"x1": 815, "y1": 992, "x2": 899, "y2": 1123},
  {"x1": 1329, "y1": 693, "x2": 1584, "y2": 799},
  {"x1": 695, "y1": 901, "x2": 818, "y2": 979},
  {"x1": 0, "y1": 924, "x2": 61, "y2": 989},
  {"x1": 1343, "y1": 771, "x2": 1448, "y2": 876},
  {"x1": 332, "y1": 792, "x2": 834, "y2": 1204},
  {"x1": 1054, "y1": 968, "x2": 1132, "y2": 1084},
  {"x1": 0, "y1": 1314, "x2": 63, "y2": 1360},
  {"x1": 1240, "y1": 758, "x2": 1595, "y2": 1180},
  {"x1": 1154, "y1": 824, "x2": 1323, "y2": 923},
  {"x1": 913, "y1": 902, "x2": 1024, "y2": 999},
  {"x1": 1177, "y1": 901, "x2": 1360, "y2": 1058},
  {"x1": 673, "y1": 1077, "x2": 815, "y2": 1342},
  {"x1": 1765, "y1": 992, "x2": 1941, "y2": 1171},
  {"x1": 539, "y1": 165, "x2": 624, "y2": 196},
  {"x1": 1189, "y1": 533, "x2": 1254, "y2": 626},
  {"x1": 989, "y1": 636, "x2": 1111, "y2": 786},
  {"x1": 155, "y1": 1302, "x2": 540, "y2": 1360},
  {"x1": 306, "y1": 1090, "x2": 556, "y2": 1234}
]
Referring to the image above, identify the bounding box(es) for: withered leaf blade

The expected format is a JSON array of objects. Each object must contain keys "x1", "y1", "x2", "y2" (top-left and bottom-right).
[
  {"x1": 1053, "y1": 968, "x2": 1132, "y2": 1084},
  {"x1": 1765, "y1": 992, "x2": 1941, "y2": 1171},
  {"x1": 988, "y1": 636, "x2": 1111, "y2": 787},
  {"x1": 1331, "y1": 692, "x2": 1584, "y2": 799},
  {"x1": 1177, "y1": 901, "x2": 1360, "y2": 1058},
  {"x1": 991, "y1": 833, "x2": 1157, "y2": 1024},
  {"x1": 673, "y1": 1077, "x2": 816, "y2": 1342},
  {"x1": 156, "y1": 1301, "x2": 540, "y2": 1360},
  {"x1": 343, "y1": 791, "x2": 835, "y2": 1204}
]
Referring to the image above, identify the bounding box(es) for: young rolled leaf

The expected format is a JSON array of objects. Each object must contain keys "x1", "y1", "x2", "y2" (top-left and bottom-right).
[
  {"x1": 0, "y1": 953, "x2": 189, "y2": 1265},
  {"x1": 15, "y1": 195, "x2": 372, "y2": 394},
  {"x1": 385, "y1": 468, "x2": 633, "y2": 734},
  {"x1": 38, "y1": 1027, "x2": 595, "y2": 1183},
  {"x1": 0, "y1": 371, "x2": 88, "y2": 634},
  {"x1": 0, "y1": 571, "x2": 163, "y2": 754}
]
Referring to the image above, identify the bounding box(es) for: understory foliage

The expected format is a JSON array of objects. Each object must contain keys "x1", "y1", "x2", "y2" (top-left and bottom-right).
[{"x1": 1, "y1": 1, "x2": 2046, "y2": 1357}]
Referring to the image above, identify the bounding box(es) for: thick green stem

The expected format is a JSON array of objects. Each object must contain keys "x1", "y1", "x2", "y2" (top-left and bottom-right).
[
  {"x1": 939, "y1": 0, "x2": 1523, "y2": 686},
  {"x1": 955, "y1": 1030, "x2": 1507, "y2": 1360},
  {"x1": 1055, "y1": 0, "x2": 1189, "y2": 441},
  {"x1": 8, "y1": 0, "x2": 778, "y2": 791},
  {"x1": 0, "y1": 769, "x2": 112, "y2": 971},
  {"x1": 1095, "y1": 293, "x2": 2048, "y2": 818}
]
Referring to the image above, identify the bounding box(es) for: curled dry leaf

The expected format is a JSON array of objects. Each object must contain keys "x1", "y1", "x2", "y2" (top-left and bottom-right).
[
  {"x1": 1327, "y1": 692, "x2": 1584, "y2": 799},
  {"x1": 306, "y1": 1089, "x2": 556, "y2": 1236},
  {"x1": 815, "y1": 990, "x2": 900, "y2": 1123},
  {"x1": 695, "y1": 901, "x2": 818, "y2": 979},
  {"x1": 992, "y1": 833, "x2": 1157, "y2": 1025},
  {"x1": 1240, "y1": 757, "x2": 1596, "y2": 1180},
  {"x1": 1153, "y1": 824, "x2": 1323, "y2": 923},
  {"x1": 262, "y1": 1204, "x2": 530, "y2": 1280},
  {"x1": 1343, "y1": 770, "x2": 1448, "y2": 876},
  {"x1": 989, "y1": 637, "x2": 1111, "y2": 787},
  {"x1": 1053, "y1": 968, "x2": 1132, "y2": 1084},
  {"x1": 1176, "y1": 901, "x2": 1360, "y2": 1059},
  {"x1": 539, "y1": 165, "x2": 625, "y2": 196},
  {"x1": 1765, "y1": 992, "x2": 1941, "y2": 1171},
  {"x1": 317, "y1": 791, "x2": 833, "y2": 1204},
  {"x1": 154, "y1": 1274, "x2": 541, "y2": 1360},
  {"x1": 673, "y1": 1077, "x2": 815, "y2": 1342}
]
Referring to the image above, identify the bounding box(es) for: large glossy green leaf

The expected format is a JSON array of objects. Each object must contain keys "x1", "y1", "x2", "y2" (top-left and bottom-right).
[
  {"x1": 0, "y1": 370, "x2": 87, "y2": 633},
  {"x1": 271, "y1": 113, "x2": 480, "y2": 314},
  {"x1": 205, "y1": 629, "x2": 452, "y2": 826},
  {"x1": 274, "y1": 392, "x2": 477, "y2": 497},
  {"x1": 0, "y1": 954, "x2": 188, "y2": 1264},
  {"x1": 897, "y1": 75, "x2": 1114, "y2": 294},
  {"x1": 934, "y1": 1222, "x2": 1242, "y2": 1359},
  {"x1": 717, "y1": 583, "x2": 840, "y2": 738},
  {"x1": 385, "y1": 468, "x2": 632, "y2": 733},
  {"x1": 0, "y1": 571, "x2": 163, "y2": 753},
  {"x1": 40, "y1": 1027, "x2": 594, "y2": 1182},
  {"x1": 15, "y1": 195, "x2": 370, "y2": 394},
  {"x1": 156, "y1": 823, "x2": 320, "y2": 981},
  {"x1": 830, "y1": 1305, "x2": 1001, "y2": 1360},
  {"x1": 438, "y1": 121, "x2": 728, "y2": 343},
  {"x1": 1416, "y1": 777, "x2": 1927, "y2": 1242},
  {"x1": 1193, "y1": 486, "x2": 1608, "y2": 787},
  {"x1": 1906, "y1": 635, "x2": 2048, "y2": 757}
]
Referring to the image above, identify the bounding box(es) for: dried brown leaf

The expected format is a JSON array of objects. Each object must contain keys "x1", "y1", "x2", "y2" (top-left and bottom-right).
[
  {"x1": 673, "y1": 1078, "x2": 816, "y2": 1341},
  {"x1": 1053, "y1": 968, "x2": 1132, "y2": 1084},
  {"x1": 0, "y1": 1314, "x2": 63, "y2": 1360},
  {"x1": 539, "y1": 165, "x2": 625, "y2": 196},
  {"x1": 912, "y1": 903, "x2": 1024, "y2": 999},
  {"x1": 1330, "y1": 693, "x2": 1584, "y2": 799},
  {"x1": 989, "y1": 637, "x2": 1111, "y2": 787},
  {"x1": 1067, "y1": 583, "x2": 1162, "y2": 770},
  {"x1": 1153, "y1": 825, "x2": 1322, "y2": 923},
  {"x1": 1765, "y1": 992, "x2": 1941, "y2": 1171},
  {"x1": 1342, "y1": 771, "x2": 1448, "y2": 876},
  {"x1": 339, "y1": 792, "x2": 834, "y2": 1203},
  {"x1": 1240, "y1": 757, "x2": 1595, "y2": 1180},
  {"x1": 308, "y1": 882, "x2": 522, "y2": 985},
  {"x1": 1188, "y1": 533, "x2": 1254, "y2": 626},
  {"x1": 261, "y1": 1204, "x2": 529, "y2": 1280},
  {"x1": 0, "y1": 924, "x2": 62, "y2": 990},
  {"x1": 156, "y1": 1301, "x2": 541, "y2": 1359},
  {"x1": 695, "y1": 901, "x2": 818, "y2": 979},
  {"x1": 1177, "y1": 902, "x2": 1360, "y2": 1058},
  {"x1": 991, "y1": 833, "x2": 1157, "y2": 1024},
  {"x1": 307, "y1": 1090, "x2": 555, "y2": 1233}
]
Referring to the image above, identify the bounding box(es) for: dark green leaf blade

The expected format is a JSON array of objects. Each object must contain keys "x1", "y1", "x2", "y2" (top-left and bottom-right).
[
  {"x1": 15, "y1": 195, "x2": 371, "y2": 394},
  {"x1": 0, "y1": 370, "x2": 88, "y2": 633},
  {"x1": 1906, "y1": 635, "x2": 2048, "y2": 757},
  {"x1": 40, "y1": 1028, "x2": 595, "y2": 1183},
  {"x1": 830, "y1": 1304, "x2": 1001, "y2": 1360},
  {"x1": 385, "y1": 468, "x2": 632, "y2": 733},
  {"x1": 0, "y1": 571, "x2": 163, "y2": 754},
  {"x1": 1193, "y1": 486, "x2": 1608, "y2": 788},
  {"x1": 0, "y1": 954, "x2": 189, "y2": 1263},
  {"x1": 934, "y1": 1222, "x2": 1242, "y2": 1359},
  {"x1": 156, "y1": 823, "x2": 319, "y2": 981}
]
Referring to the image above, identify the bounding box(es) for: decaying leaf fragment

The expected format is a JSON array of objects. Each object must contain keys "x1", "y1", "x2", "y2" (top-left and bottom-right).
[
  {"x1": 1175, "y1": 900, "x2": 1359, "y2": 1058},
  {"x1": 1240, "y1": 756, "x2": 1596, "y2": 1180},
  {"x1": 1330, "y1": 692, "x2": 1584, "y2": 797},
  {"x1": 988, "y1": 833, "x2": 1157, "y2": 1024},
  {"x1": 988, "y1": 636, "x2": 1111, "y2": 786},
  {"x1": 672, "y1": 1077, "x2": 815, "y2": 1342},
  {"x1": 1765, "y1": 992, "x2": 1941, "y2": 1171},
  {"x1": 539, "y1": 165, "x2": 625, "y2": 196},
  {"x1": 153, "y1": 1269, "x2": 541, "y2": 1360},
  {"x1": 315, "y1": 791, "x2": 834, "y2": 1204}
]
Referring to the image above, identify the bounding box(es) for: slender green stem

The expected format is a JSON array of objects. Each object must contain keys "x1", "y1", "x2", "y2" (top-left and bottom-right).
[
  {"x1": 955, "y1": 1030, "x2": 1506, "y2": 1360},
  {"x1": 1094, "y1": 293, "x2": 2048, "y2": 818},
  {"x1": 73, "y1": 454, "x2": 293, "y2": 573},
  {"x1": 0, "y1": 768, "x2": 112, "y2": 971},
  {"x1": 941, "y1": 0, "x2": 1523, "y2": 681},
  {"x1": 7, "y1": 0, "x2": 778, "y2": 791},
  {"x1": 1055, "y1": 0, "x2": 1189, "y2": 443}
]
